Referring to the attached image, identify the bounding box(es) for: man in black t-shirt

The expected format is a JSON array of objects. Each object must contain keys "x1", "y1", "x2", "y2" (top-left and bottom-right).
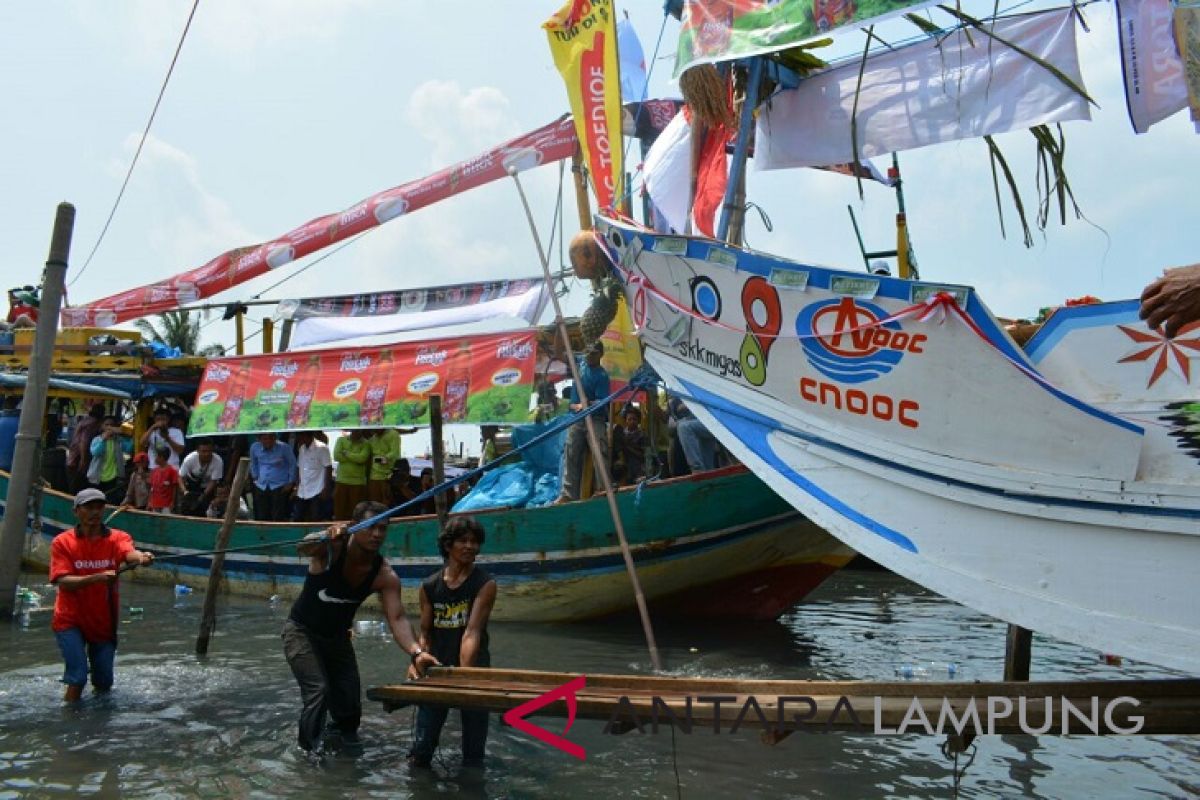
[{"x1": 408, "y1": 516, "x2": 497, "y2": 768}]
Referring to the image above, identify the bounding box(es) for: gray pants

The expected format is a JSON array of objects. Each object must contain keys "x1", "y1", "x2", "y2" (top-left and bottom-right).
[
  {"x1": 282, "y1": 619, "x2": 361, "y2": 752},
  {"x1": 559, "y1": 419, "x2": 609, "y2": 501},
  {"x1": 677, "y1": 417, "x2": 718, "y2": 472}
]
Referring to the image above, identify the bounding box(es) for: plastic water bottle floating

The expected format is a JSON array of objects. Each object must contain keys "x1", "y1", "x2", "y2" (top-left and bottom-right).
[
  {"x1": 174, "y1": 584, "x2": 193, "y2": 596},
  {"x1": 894, "y1": 662, "x2": 959, "y2": 680}
]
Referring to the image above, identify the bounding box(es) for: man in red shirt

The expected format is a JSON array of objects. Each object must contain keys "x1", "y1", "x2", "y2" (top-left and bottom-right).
[{"x1": 50, "y1": 488, "x2": 154, "y2": 702}]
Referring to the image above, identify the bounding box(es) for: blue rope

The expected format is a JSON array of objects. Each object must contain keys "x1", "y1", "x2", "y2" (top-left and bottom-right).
[{"x1": 346, "y1": 376, "x2": 654, "y2": 533}]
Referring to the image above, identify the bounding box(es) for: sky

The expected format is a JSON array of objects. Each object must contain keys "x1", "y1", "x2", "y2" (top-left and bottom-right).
[{"x1": 2, "y1": 1, "x2": 1197, "y2": 453}]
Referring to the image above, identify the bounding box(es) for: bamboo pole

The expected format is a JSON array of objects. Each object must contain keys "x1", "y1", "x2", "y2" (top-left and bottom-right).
[
  {"x1": 262, "y1": 318, "x2": 274, "y2": 354},
  {"x1": 234, "y1": 311, "x2": 245, "y2": 356},
  {"x1": 0, "y1": 203, "x2": 74, "y2": 619},
  {"x1": 570, "y1": 146, "x2": 592, "y2": 231},
  {"x1": 508, "y1": 169, "x2": 662, "y2": 672},
  {"x1": 430, "y1": 395, "x2": 449, "y2": 531},
  {"x1": 195, "y1": 457, "x2": 250, "y2": 655}
]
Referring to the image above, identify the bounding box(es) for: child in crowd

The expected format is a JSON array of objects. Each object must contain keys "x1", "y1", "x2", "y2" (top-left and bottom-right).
[
  {"x1": 206, "y1": 485, "x2": 251, "y2": 520},
  {"x1": 147, "y1": 445, "x2": 179, "y2": 514},
  {"x1": 121, "y1": 452, "x2": 151, "y2": 510}
]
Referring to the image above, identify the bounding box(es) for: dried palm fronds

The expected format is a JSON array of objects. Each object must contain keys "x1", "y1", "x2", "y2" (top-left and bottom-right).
[{"x1": 680, "y1": 64, "x2": 733, "y2": 128}]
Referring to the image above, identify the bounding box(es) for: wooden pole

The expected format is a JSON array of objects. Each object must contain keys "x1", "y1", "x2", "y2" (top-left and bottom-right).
[
  {"x1": 278, "y1": 318, "x2": 294, "y2": 352},
  {"x1": 0, "y1": 202, "x2": 74, "y2": 619},
  {"x1": 234, "y1": 311, "x2": 245, "y2": 356},
  {"x1": 570, "y1": 147, "x2": 592, "y2": 231},
  {"x1": 509, "y1": 170, "x2": 663, "y2": 671},
  {"x1": 1004, "y1": 624, "x2": 1033, "y2": 682},
  {"x1": 262, "y1": 318, "x2": 274, "y2": 354},
  {"x1": 429, "y1": 396, "x2": 449, "y2": 531},
  {"x1": 195, "y1": 457, "x2": 250, "y2": 655}
]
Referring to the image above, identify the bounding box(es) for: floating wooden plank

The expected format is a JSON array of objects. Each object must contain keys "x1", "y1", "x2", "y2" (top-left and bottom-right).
[{"x1": 367, "y1": 668, "x2": 1200, "y2": 736}]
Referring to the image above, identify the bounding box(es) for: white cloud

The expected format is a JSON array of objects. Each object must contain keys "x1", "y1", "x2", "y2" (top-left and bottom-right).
[{"x1": 406, "y1": 80, "x2": 521, "y2": 167}]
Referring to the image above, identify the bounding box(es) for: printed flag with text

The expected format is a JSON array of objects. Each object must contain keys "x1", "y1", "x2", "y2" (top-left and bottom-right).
[{"x1": 545, "y1": 0, "x2": 625, "y2": 211}]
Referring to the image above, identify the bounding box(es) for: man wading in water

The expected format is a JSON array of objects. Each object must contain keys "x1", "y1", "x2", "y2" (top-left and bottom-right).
[
  {"x1": 50, "y1": 488, "x2": 155, "y2": 702},
  {"x1": 284, "y1": 500, "x2": 438, "y2": 758},
  {"x1": 408, "y1": 516, "x2": 497, "y2": 768}
]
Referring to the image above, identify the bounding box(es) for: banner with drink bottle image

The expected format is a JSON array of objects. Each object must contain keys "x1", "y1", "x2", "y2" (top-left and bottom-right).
[{"x1": 187, "y1": 330, "x2": 538, "y2": 436}]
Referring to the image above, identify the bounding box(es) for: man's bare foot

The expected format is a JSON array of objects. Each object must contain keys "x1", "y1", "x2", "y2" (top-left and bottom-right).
[{"x1": 63, "y1": 685, "x2": 83, "y2": 703}]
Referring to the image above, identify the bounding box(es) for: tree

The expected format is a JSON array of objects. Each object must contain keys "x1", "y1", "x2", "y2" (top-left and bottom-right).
[{"x1": 134, "y1": 310, "x2": 224, "y2": 356}]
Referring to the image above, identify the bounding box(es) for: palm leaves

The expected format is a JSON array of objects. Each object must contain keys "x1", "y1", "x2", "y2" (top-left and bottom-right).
[{"x1": 133, "y1": 310, "x2": 224, "y2": 356}]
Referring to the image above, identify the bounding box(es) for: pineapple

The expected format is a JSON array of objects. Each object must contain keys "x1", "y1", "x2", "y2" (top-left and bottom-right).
[{"x1": 580, "y1": 276, "x2": 620, "y2": 346}]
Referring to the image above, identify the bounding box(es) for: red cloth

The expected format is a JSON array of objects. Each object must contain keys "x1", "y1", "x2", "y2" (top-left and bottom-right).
[
  {"x1": 50, "y1": 527, "x2": 134, "y2": 642},
  {"x1": 692, "y1": 123, "x2": 729, "y2": 238},
  {"x1": 6, "y1": 303, "x2": 38, "y2": 323},
  {"x1": 149, "y1": 465, "x2": 179, "y2": 510}
]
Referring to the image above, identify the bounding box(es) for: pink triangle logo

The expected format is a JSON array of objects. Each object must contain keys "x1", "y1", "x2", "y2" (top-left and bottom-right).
[{"x1": 502, "y1": 675, "x2": 587, "y2": 760}]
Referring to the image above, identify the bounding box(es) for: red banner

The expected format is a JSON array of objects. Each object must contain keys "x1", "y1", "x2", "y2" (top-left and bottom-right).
[
  {"x1": 63, "y1": 119, "x2": 579, "y2": 327},
  {"x1": 188, "y1": 331, "x2": 537, "y2": 436}
]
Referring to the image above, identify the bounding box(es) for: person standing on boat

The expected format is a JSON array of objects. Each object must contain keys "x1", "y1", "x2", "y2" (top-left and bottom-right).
[
  {"x1": 1141, "y1": 263, "x2": 1200, "y2": 338},
  {"x1": 556, "y1": 340, "x2": 611, "y2": 502},
  {"x1": 50, "y1": 488, "x2": 154, "y2": 702},
  {"x1": 249, "y1": 432, "x2": 296, "y2": 522},
  {"x1": 283, "y1": 500, "x2": 438, "y2": 757},
  {"x1": 141, "y1": 407, "x2": 185, "y2": 469},
  {"x1": 332, "y1": 430, "x2": 371, "y2": 519},
  {"x1": 86, "y1": 415, "x2": 127, "y2": 502},
  {"x1": 670, "y1": 397, "x2": 719, "y2": 472},
  {"x1": 408, "y1": 516, "x2": 497, "y2": 769},
  {"x1": 367, "y1": 428, "x2": 400, "y2": 504},
  {"x1": 66, "y1": 404, "x2": 105, "y2": 494},
  {"x1": 294, "y1": 431, "x2": 333, "y2": 522}
]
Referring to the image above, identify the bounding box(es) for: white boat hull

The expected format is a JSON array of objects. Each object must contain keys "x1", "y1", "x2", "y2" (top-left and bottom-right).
[{"x1": 597, "y1": 216, "x2": 1200, "y2": 674}]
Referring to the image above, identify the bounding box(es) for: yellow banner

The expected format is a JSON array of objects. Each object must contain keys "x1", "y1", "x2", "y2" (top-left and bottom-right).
[
  {"x1": 544, "y1": 0, "x2": 625, "y2": 211},
  {"x1": 599, "y1": 295, "x2": 643, "y2": 389}
]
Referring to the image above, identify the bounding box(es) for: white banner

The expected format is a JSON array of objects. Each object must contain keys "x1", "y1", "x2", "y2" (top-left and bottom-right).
[
  {"x1": 756, "y1": 10, "x2": 1092, "y2": 170},
  {"x1": 284, "y1": 279, "x2": 548, "y2": 349},
  {"x1": 1117, "y1": 0, "x2": 1189, "y2": 133}
]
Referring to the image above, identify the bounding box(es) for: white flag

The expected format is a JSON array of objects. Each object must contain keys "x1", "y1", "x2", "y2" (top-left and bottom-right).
[
  {"x1": 642, "y1": 109, "x2": 693, "y2": 234},
  {"x1": 756, "y1": 9, "x2": 1092, "y2": 170}
]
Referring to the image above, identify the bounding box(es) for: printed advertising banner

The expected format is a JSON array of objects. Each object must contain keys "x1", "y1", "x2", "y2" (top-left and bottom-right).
[
  {"x1": 63, "y1": 120, "x2": 577, "y2": 327},
  {"x1": 189, "y1": 331, "x2": 537, "y2": 436},
  {"x1": 674, "y1": 0, "x2": 938, "y2": 76},
  {"x1": 545, "y1": 0, "x2": 625, "y2": 211}
]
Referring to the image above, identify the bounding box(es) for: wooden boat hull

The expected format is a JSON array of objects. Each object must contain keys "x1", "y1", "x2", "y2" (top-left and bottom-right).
[
  {"x1": 598, "y1": 216, "x2": 1200, "y2": 673},
  {"x1": 5, "y1": 467, "x2": 852, "y2": 622}
]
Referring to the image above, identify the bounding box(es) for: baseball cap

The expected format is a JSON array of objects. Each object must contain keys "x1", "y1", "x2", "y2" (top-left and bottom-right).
[{"x1": 73, "y1": 488, "x2": 107, "y2": 507}]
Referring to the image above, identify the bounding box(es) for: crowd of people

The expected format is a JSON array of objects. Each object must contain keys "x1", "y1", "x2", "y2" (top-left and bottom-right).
[{"x1": 44, "y1": 400, "x2": 462, "y2": 524}]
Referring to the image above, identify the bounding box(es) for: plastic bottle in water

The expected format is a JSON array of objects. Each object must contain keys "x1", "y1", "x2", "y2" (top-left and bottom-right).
[
  {"x1": 174, "y1": 584, "x2": 193, "y2": 596},
  {"x1": 895, "y1": 662, "x2": 960, "y2": 680}
]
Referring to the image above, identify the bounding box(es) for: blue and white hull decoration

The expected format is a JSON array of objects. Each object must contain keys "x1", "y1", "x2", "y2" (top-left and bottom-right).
[{"x1": 597, "y1": 215, "x2": 1200, "y2": 675}]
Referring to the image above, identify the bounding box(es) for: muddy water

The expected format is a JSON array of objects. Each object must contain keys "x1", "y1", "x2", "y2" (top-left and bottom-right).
[{"x1": 1, "y1": 569, "x2": 1196, "y2": 799}]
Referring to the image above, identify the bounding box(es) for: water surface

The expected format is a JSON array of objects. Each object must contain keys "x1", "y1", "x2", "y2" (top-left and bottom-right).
[{"x1": 2, "y1": 569, "x2": 1196, "y2": 799}]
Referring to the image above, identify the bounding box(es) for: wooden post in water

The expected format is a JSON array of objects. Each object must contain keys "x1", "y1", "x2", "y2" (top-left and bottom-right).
[
  {"x1": 195, "y1": 457, "x2": 250, "y2": 655},
  {"x1": 429, "y1": 395, "x2": 449, "y2": 531},
  {"x1": 0, "y1": 203, "x2": 74, "y2": 620},
  {"x1": 1004, "y1": 624, "x2": 1033, "y2": 681}
]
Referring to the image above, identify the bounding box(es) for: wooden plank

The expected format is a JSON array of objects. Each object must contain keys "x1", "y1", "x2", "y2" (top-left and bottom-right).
[{"x1": 366, "y1": 668, "x2": 1200, "y2": 735}]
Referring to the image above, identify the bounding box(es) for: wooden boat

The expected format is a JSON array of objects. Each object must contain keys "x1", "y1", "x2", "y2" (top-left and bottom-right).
[
  {"x1": 5, "y1": 465, "x2": 853, "y2": 622},
  {"x1": 598, "y1": 215, "x2": 1200, "y2": 673}
]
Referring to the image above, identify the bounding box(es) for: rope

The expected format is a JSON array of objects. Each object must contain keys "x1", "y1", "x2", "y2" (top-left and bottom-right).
[{"x1": 71, "y1": 0, "x2": 201, "y2": 288}]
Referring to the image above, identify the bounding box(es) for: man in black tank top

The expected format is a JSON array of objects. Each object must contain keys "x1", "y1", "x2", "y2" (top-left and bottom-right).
[
  {"x1": 283, "y1": 500, "x2": 438, "y2": 758},
  {"x1": 408, "y1": 516, "x2": 497, "y2": 768}
]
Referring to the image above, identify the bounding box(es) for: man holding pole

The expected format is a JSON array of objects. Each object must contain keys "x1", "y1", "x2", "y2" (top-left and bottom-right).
[
  {"x1": 50, "y1": 488, "x2": 155, "y2": 702},
  {"x1": 283, "y1": 500, "x2": 437, "y2": 758}
]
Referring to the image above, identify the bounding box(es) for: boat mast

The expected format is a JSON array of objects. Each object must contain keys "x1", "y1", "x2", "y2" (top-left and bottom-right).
[{"x1": 717, "y1": 59, "x2": 765, "y2": 247}]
